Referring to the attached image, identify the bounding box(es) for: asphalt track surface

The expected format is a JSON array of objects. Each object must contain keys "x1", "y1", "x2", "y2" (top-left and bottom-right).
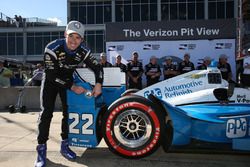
[{"x1": 0, "y1": 111, "x2": 249, "y2": 167}]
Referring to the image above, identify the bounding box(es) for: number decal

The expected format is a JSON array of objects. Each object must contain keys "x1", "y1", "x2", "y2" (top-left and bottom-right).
[
  {"x1": 69, "y1": 113, "x2": 94, "y2": 135},
  {"x1": 82, "y1": 114, "x2": 94, "y2": 135},
  {"x1": 69, "y1": 113, "x2": 80, "y2": 134}
]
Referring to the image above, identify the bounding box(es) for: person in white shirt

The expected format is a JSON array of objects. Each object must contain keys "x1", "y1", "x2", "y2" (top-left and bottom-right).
[{"x1": 241, "y1": 48, "x2": 250, "y2": 87}]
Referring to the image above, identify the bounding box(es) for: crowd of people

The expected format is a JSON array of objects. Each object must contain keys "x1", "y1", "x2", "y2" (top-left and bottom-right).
[
  {"x1": 0, "y1": 60, "x2": 44, "y2": 87},
  {"x1": 97, "y1": 51, "x2": 236, "y2": 89},
  {"x1": 1, "y1": 50, "x2": 250, "y2": 89}
]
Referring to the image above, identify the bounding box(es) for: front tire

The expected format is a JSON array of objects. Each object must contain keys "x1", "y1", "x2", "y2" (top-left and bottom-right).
[{"x1": 103, "y1": 95, "x2": 164, "y2": 159}]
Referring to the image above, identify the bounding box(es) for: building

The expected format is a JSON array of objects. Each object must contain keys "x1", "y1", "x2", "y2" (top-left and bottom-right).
[
  {"x1": 0, "y1": 12, "x2": 64, "y2": 62},
  {"x1": 0, "y1": 0, "x2": 240, "y2": 63}
]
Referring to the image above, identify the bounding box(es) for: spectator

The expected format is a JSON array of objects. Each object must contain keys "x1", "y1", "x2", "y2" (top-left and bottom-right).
[
  {"x1": 217, "y1": 54, "x2": 232, "y2": 81},
  {"x1": 100, "y1": 52, "x2": 112, "y2": 67},
  {"x1": 197, "y1": 56, "x2": 212, "y2": 70},
  {"x1": 145, "y1": 56, "x2": 161, "y2": 86},
  {"x1": 3, "y1": 60, "x2": 8, "y2": 68},
  {"x1": 241, "y1": 49, "x2": 250, "y2": 87},
  {"x1": 0, "y1": 60, "x2": 13, "y2": 87},
  {"x1": 163, "y1": 56, "x2": 178, "y2": 79},
  {"x1": 14, "y1": 15, "x2": 20, "y2": 27},
  {"x1": 114, "y1": 54, "x2": 126, "y2": 72},
  {"x1": 127, "y1": 52, "x2": 144, "y2": 89},
  {"x1": 178, "y1": 53, "x2": 195, "y2": 74},
  {"x1": 32, "y1": 63, "x2": 44, "y2": 86}
]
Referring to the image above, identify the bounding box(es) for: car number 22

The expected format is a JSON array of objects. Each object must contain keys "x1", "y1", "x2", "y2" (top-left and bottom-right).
[{"x1": 69, "y1": 113, "x2": 94, "y2": 135}]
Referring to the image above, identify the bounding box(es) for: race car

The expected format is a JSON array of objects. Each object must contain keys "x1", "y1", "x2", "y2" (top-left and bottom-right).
[{"x1": 67, "y1": 67, "x2": 250, "y2": 159}]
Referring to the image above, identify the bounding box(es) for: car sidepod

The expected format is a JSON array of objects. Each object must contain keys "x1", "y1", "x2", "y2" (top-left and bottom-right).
[{"x1": 177, "y1": 103, "x2": 250, "y2": 151}]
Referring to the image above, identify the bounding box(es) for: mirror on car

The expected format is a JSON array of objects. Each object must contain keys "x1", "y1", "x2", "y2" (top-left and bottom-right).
[{"x1": 213, "y1": 82, "x2": 235, "y2": 103}]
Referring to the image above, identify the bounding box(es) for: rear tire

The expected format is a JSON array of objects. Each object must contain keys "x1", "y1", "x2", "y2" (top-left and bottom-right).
[
  {"x1": 20, "y1": 106, "x2": 27, "y2": 113},
  {"x1": 102, "y1": 95, "x2": 165, "y2": 159}
]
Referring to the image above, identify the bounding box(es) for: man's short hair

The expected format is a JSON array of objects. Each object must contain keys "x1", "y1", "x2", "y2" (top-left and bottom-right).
[
  {"x1": 219, "y1": 54, "x2": 228, "y2": 59},
  {"x1": 132, "y1": 51, "x2": 138, "y2": 55},
  {"x1": 100, "y1": 52, "x2": 106, "y2": 57},
  {"x1": 184, "y1": 53, "x2": 190, "y2": 58}
]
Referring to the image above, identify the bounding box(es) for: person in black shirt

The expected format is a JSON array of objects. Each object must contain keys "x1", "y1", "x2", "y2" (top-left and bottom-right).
[
  {"x1": 35, "y1": 21, "x2": 103, "y2": 167},
  {"x1": 163, "y1": 56, "x2": 178, "y2": 79},
  {"x1": 100, "y1": 52, "x2": 112, "y2": 67},
  {"x1": 217, "y1": 54, "x2": 232, "y2": 81},
  {"x1": 145, "y1": 56, "x2": 161, "y2": 86},
  {"x1": 197, "y1": 56, "x2": 211, "y2": 70},
  {"x1": 114, "y1": 54, "x2": 126, "y2": 72},
  {"x1": 178, "y1": 53, "x2": 195, "y2": 74},
  {"x1": 127, "y1": 52, "x2": 144, "y2": 89}
]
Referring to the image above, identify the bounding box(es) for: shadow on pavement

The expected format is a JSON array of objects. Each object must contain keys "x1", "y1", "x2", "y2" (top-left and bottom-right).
[{"x1": 46, "y1": 158, "x2": 69, "y2": 167}]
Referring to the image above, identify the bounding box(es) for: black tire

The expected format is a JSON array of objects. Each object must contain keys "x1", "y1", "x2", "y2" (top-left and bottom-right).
[
  {"x1": 20, "y1": 106, "x2": 27, "y2": 113},
  {"x1": 147, "y1": 94, "x2": 173, "y2": 153},
  {"x1": 102, "y1": 95, "x2": 165, "y2": 159},
  {"x1": 8, "y1": 105, "x2": 15, "y2": 113},
  {"x1": 96, "y1": 105, "x2": 107, "y2": 143}
]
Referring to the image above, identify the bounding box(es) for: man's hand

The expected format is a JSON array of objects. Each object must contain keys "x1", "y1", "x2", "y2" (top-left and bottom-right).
[
  {"x1": 92, "y1": 83, "x2": 102, "y2": 97},
  {"x1": 71, "y1": 85, "x2": 86, "y2": 94},
  {"x1": 132, "y1": 77, "x2": 138, "y2": 83}
]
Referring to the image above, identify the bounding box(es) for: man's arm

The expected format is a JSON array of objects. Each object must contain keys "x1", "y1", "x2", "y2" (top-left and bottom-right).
[
  {"x1": 145, "y1": 65, "x2": 152, "y2": 76},
  {"x1": 191, "y1": 63, "x2": 195, "y2": 70},
  {"x1": 83, "y1": 53, "x2": 103, "y2": 85},
  {"x1": 137, "y1": 63, "x2": 144, "y2": 79},
  {"x1": 81, "y1": 51, "x2": 103, "y2": 97},
  {"x1": 155, "y1": 65, "x2": 162, "y2": 77},
  {"x1": 228, "y1": 63, "x2": 232, "y2": 81},
  {"x1": 126, "y1": 63, "x2": 134, "y2": 79}
]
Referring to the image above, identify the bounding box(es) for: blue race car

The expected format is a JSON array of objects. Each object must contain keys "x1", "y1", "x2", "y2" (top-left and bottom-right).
[{"x1": 67, "y1": 67, "x2": 250, "y2": 159}]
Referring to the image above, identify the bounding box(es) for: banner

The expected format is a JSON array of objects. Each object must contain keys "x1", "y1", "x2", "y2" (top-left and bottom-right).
[{"x1": 106, "y1": 19, "x2": 236, "y2": 41}]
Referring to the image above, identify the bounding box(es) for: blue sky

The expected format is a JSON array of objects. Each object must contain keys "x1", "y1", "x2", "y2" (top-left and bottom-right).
[{"x1": 0, "y1": 0, "x2": 67, "y2": 25}]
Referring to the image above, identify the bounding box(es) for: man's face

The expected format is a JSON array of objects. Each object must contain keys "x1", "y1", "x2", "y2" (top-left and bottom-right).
[
  {"x1": 101, "y1": 56, "x2": 107, "y2": 62},
  {"x1": 184, "y1": 55, "x2": 190, "y2": 61},
  {"x1": 166, "y1": 59, "x2": 172, "y2": 65},
  {"x1": 116, "y1": 56, "x2": 121, "y2": 63},
  {"x1": 220, "y1": 57, "x2": 227, "y2": 64},
  {"x1": 151, "y1": 57, "x2": 157, "y2": 65},
  {"x1": 65, "y1": 33, "x2": 82, "y2": 51},
  {"x1": 132, "y1": 54, "x2": 138, "y2": 62}
]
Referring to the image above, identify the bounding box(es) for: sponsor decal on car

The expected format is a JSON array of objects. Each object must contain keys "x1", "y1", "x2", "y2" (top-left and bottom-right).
[
  {"x1": 144, "y1": 88, "x2": 162, "y2": 99},
  {"x1": 164, "y1": 80, "x2": 203, "y2": 98},
  {"x1": 235, "y1": 95, "x2": 250, "y2": 103},
  {"x1": 226, "y1": 118, "x2": 249, "y2": 138},
  {"x1": 184, "y1": 74, "x2": 206, "y2": 79}
]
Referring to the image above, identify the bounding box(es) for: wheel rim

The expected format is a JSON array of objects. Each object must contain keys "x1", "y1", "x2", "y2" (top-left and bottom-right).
[{"x1": 113, "y1": 109, "x2": 152, "y2": 148}]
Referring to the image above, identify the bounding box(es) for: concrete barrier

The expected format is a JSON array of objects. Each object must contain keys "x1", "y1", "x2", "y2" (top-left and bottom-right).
[{"x1": 0, "y1": 87, "x2": 62, "y2": 110}]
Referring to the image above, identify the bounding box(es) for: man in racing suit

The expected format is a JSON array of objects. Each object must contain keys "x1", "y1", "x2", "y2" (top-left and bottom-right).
[
  {"x1": 145, "y1": 56, "x2": 161, "y2": 86},
  {"x1": 178, "y1": 53, "x2": 195, "y2": 74},
  {"x1": 35, "y1": 21, "x2": 103, "y2": 167},
  {"x1": 127, "y1": 52, "x2": 144, "y2": 89}
]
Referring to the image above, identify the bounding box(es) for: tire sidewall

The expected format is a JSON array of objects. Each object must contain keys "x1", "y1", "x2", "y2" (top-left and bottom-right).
[{"x1": 103, "y1": 95, "x2": 164, "y2": 158}]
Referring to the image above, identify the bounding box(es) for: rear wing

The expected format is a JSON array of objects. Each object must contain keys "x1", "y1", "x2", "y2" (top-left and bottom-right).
[{"x1": 74, "y1": 67, "x2": 126, "y2": 87}]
